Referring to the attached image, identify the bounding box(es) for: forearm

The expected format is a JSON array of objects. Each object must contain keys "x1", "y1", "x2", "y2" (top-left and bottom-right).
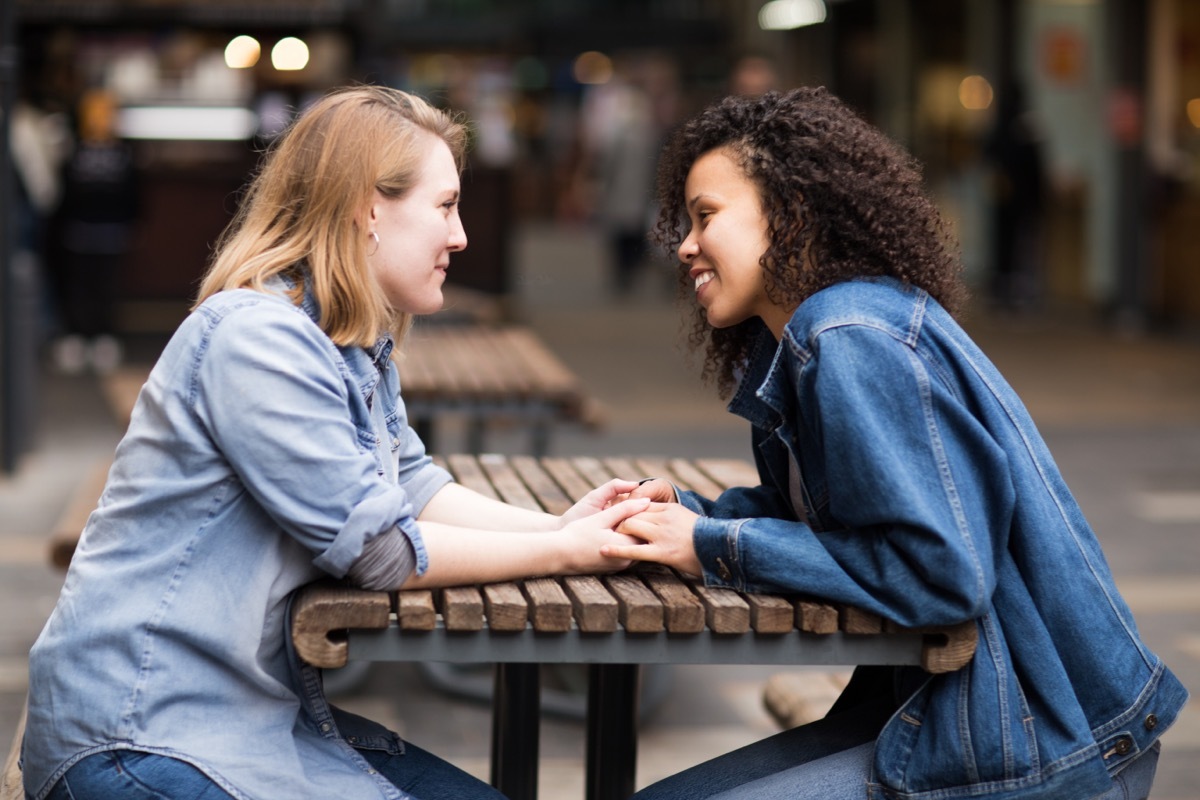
[
  {"x1": 399, "y1": 522, "x2": 572, "y2": 588},
  {"x1": 419, "y1": 482, "x2": 559, "y2": 531}
]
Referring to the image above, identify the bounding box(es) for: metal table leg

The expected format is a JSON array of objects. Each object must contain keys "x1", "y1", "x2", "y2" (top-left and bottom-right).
[
  {"x1": 491, "y1": 663, "x2": 540, "y2": 800},
  {"x1": 586, "y1": 664, "x2": 639, "y2": 800}
]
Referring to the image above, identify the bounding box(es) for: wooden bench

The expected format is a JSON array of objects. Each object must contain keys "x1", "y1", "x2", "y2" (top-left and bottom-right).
[{"x1": 291, "y1": 454, "x2": 978, "y2": 800}]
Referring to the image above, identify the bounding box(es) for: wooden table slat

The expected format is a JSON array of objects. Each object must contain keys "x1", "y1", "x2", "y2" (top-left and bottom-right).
[
  {"x1": 840, "y1": 606, "x2": 886, "y2": 634},
  {"x1": 743, "y1": 593, "x2": 796, "y2": 634},
  {"x1": 664, "y1": 458, "x2": 724, "y2": 500},
  {"x1": 694, "y1": 458, "x2": 762, "y2": 491},
  {"x1": 509, "y1": 456, "x2": 573, "y2": 516},
  {"x1": 446, "y1": 454, "x2": 499, "y2": 498},
  {"x1": 522, "y1": 577, "x2": 573, "y2": 632},
  {"x1": 441, "y1": 586, "x2": 485, "y2": 631},
  {"x1": 602, "y1": 574, "x2": 664, "y2": 633},
  {"x1": 636, "y1": 565, "x2": 705, "y2": 633},
  {"x1": 479, "y1": 453, "x2": 541, "y2": 511},
  {"x1": 795, "y1": 598, "x2": 841, "y2": 634},
  {"x1": 600, "y1": 457, "x2": 640, "y2": 484},
  {"x1": 562, "y1": 575, "x2": 620, "y2": 632},
  {"x1": 396, "y1": 590, "x2": 437, "y2": 631},
  {"x1": 689, "y1": 584, "x2": 751, "y2": 634},
  {"x1": 538, "y1": 457, "x2": 595, "y2": 503},
  {"x1": 483, "y1": 583, "x2": 530, "y2": 631},
  {"x1": 566, "y1": 456, "x2": 614, "y2": 493}
]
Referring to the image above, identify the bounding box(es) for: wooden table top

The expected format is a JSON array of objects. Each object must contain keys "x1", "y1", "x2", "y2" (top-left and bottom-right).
[{"x1": 291, "y1": 454, "x2": 977, "y2": 675}]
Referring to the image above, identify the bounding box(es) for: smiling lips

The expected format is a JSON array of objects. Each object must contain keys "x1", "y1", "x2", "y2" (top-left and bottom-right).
[{"x1": 694, "y1": 271, "x2": 714, "y2": 292}]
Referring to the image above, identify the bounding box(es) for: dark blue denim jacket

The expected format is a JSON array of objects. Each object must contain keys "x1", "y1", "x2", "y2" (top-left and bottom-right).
[{"x1": 680, "y1": 278, "x2": 1187, "y2": 799}]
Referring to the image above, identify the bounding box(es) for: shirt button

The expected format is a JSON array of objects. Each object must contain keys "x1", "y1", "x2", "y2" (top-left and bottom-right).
[
  {"x1": 1114, "y1": 737, "x2": 1132, "y2": 755},
  {"x1": 1144, "y1": 713, "x2": 1159, "y2": 731},
  {"x1": 347, "y1": 736, "x2": 358, "y2": 744},
  {"x1": 715, "y1": 557, "x2": 732, "y2": 582},
  {"x1": 320, "y1": 722, "x2": 332, "y2": 733}
]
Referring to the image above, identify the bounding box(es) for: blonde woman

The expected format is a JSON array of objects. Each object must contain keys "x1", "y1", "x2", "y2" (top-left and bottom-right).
[{"x1": 23, "y1": 86, "x2": 645, "y2": 800}]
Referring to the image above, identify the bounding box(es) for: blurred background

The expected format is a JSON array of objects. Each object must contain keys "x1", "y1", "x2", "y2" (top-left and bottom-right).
[
  {"x1": 2, "y1": 1, "x2": 1199, "y2": 797},
  {"x1": 3, "y1": 0, "x2": 1200, "y2": 446}
]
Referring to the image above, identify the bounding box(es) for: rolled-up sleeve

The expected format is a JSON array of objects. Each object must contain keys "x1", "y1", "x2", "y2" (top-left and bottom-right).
[{"x1": 192, "y1": 300, "x2": 424, "y2": 577}]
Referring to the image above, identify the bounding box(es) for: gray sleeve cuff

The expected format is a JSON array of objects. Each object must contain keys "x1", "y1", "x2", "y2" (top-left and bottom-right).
[{"x1": 345, "y1": 525, "x2": 417, "y2": 590}]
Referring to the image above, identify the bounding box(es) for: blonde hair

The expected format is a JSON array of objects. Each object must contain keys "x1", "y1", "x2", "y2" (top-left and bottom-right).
[{"x1": 195, "y1": 85, "x2": 468, "y2": 347}]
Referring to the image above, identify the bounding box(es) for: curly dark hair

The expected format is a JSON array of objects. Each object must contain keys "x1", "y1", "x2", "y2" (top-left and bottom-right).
[{"x1": 653, "y1": 86, "x2": 967, "y2": 398}]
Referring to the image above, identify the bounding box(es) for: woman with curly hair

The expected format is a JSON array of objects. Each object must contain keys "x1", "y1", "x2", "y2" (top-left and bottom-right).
[{"x1": 604, "y1": 87, "x2": 1185, "y2": 799}]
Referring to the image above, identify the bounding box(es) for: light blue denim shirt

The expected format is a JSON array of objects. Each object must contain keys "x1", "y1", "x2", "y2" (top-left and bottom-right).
[
  {"x1": 23, "y1": 277, "x2": 452, "y2": 799},
  {"x1": 680, "y1": 278, "x2": 1188, "y2": 799}
]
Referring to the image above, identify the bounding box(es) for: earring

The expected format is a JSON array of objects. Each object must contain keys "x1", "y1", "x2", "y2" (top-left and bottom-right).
[{"x1": 367, "y1": 231, "x2": 380, "y2": 256}]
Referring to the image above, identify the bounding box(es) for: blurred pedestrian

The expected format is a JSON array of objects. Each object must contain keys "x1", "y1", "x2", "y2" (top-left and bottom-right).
[
  {"x1": 23, "y1": 85, "x2": 646, "y2": 800},
  {"x1": 604, "y1": 87, "x2": 1186, "y2": 800},
  {"x1": 48, "y1": 88, "x2": 140, "y2": 374},
  {"x1": 579, "y1": 56, "x2": 662, "y2": 295},
  {"x1": 984, "y1": 80, "x2": 1045, "y2": 311}
]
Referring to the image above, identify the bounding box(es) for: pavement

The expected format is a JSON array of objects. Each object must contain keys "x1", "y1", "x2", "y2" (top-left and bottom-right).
[{"x1": 2, "y1": 221, "x2": 1198, "y2": 798}]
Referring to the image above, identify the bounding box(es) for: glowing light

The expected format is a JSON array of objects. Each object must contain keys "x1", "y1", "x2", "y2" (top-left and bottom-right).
[
  {"x1": 1188, "y1": 99, "x2": 1200, "y2": 129},
  {"x1": 958, "y1": 75, "x2": 994, "y2": 110},
  {"x1": 224, "y1": 35, "x2": 261, "y2": 69},
  {"x1": 117, "y1": 106, "x2": 259, "y2": 141},
  {"x1": 573, "y1": 51, "x2": 613, "y2": 85},
  {"x1": 271, "y1": 37, "x2": 310, "y2": 72},
  {"x1": 758, "y1": 0, "x2": 827, "y2": 31}
]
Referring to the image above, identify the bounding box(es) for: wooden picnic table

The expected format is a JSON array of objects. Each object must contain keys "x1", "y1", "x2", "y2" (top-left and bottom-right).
[
  {"x1": 400, "y1": 325, "x2": 601, "y2": 455},
  {"x1": 290, "y1": 454, "x2": 978, "y2": 800}
]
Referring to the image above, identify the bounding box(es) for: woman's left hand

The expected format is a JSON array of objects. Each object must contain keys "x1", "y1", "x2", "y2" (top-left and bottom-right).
[
  {"x1": 602, "y1": 502, "x2": 703, "y2": 578},
  {"x1": 558, "y1": 478, "x2": 642, "y2": 527}
]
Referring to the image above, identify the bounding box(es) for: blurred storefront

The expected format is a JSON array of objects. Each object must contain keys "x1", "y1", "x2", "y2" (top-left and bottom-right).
[{"x1": 4, "y1": 0, "x2": 1200, "y2": 471}]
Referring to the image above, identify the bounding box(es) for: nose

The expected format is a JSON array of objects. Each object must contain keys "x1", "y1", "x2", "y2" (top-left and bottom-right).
[
  {"x1": 677, "y1": 231, "x2": 698, "y2": 264},
  {"x1": 449, "y1": 211, "x2": 467, "y2": 252}
]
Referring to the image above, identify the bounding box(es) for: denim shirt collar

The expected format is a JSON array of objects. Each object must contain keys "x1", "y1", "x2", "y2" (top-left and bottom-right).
[{"x1": 270, "y1": 270, "x2": 394, "y2": 396}]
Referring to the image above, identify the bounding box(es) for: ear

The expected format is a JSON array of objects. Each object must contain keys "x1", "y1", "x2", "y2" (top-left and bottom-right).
[{"x1": 360, "y1": 191, "x2": 383, "y2": 231}]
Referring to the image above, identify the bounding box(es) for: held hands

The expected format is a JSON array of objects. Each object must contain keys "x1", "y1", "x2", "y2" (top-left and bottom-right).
[
  {"x1": 560, "y1": 497, "x2": 650, "y2": 573},
  {"x1": 559, "y1": 478, "x2": 643, "y2": 527},
  {"x1": 604, "y1": 502, "x2": 703, "y2": 578},
  {"x1": 561, "y1": 477, "x2": 702, "y2": 577}
]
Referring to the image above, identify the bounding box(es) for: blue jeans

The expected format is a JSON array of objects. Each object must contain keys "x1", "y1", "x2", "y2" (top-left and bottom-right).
[
  {"x1": 632, "y1": 707, "x2": 1162, "y2": 800},
  {"x1": 38, "y1": 741, "x2": 505, "y2": 800}
]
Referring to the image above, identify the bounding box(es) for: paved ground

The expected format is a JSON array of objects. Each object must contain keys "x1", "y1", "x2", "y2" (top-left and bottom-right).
[{"x1": 2, "y1": 222, "x2": 1198, "y2": 797}]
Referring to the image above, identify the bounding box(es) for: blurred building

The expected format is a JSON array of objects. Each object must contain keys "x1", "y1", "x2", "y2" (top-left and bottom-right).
[{"x1": 3, "y1": 0, "x2": 1200, "y2": 470}]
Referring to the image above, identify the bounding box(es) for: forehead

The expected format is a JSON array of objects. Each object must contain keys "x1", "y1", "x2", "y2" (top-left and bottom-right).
[
  {"x1": 685, "y1": 148, "x2": 758, "y2": 202},
  {"x1": 409, "y1": 136, "x2": 461, "y2": 193}
]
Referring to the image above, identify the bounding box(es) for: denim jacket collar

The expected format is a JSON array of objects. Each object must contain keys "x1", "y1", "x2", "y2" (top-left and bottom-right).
[{"x1": 726, "y1": 319, "x2": 791, "y2": 433}]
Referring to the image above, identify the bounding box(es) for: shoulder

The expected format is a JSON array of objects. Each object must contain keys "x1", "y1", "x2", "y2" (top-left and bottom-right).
[
  {"x1": 193, "y1": 288, "x2": 341, "y2": 367},
  {"x1": 784, "y1": 278, "x2": 931, "y2": 354}
]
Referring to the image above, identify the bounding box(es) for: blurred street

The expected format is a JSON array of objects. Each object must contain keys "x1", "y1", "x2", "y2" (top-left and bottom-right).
[{"x1": 2, "y1": 221, "x2": 1199, "y2": 798}]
